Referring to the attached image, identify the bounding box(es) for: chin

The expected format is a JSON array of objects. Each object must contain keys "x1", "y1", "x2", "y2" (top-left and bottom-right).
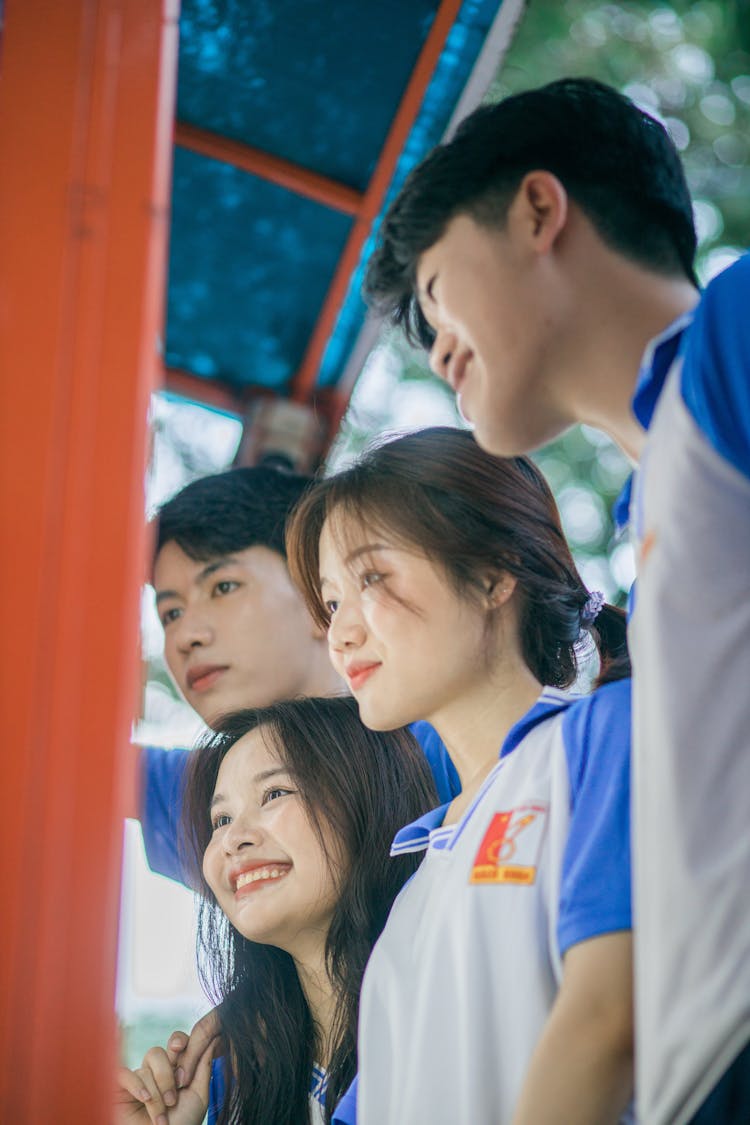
[
  {"x1": 474, "y1": 417, "x2": 549, "y2": 458},
  {"x1": 357, "y1": 700, "x2": 410, "y2": 733}
]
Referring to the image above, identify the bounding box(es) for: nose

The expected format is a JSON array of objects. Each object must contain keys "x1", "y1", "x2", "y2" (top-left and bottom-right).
[
  {"x1": 327, "y1": 598, "x2": 366, "y2": 654},
  {"x1": 428, "y1": 325, "x2": 456, "y2": 382},
  {"x1": 222, "y1": 810, "x2": 263, "y2": 855},
  {"x1": 173, "y1": 606, "x2": 214, "y2": 653}
]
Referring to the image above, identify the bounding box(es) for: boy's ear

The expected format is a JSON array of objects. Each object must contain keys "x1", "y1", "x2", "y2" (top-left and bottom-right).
[
  {"x1": 484, "y1": 572, "x2": 517, "y2": 609},
  {"x1": 510, "y1": 170, "x2": 569, "y2": 254}
]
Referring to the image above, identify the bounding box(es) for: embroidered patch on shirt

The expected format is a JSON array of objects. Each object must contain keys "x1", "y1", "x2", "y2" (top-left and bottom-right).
[{"x1": 469, "y1": 804, "x2": 548, "y2": 885}]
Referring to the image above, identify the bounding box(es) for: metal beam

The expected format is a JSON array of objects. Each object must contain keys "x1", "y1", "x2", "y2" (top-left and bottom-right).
[
  {"x1": 175, "y1": 120, "x2": 364, "y2": 216},
  {"x1": 164, "y1": 364, "x2": 245, "y2": 415}
]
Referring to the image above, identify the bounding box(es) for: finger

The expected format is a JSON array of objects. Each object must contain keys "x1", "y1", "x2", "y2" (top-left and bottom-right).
[
  {"x1": 165, "y1": 1029, "x2": 188, "y2": 1067},
  {"x1": 141, "y1": 1047, "x2": 178, "y2": 1109},
  {"x1": 192, "y1": 1037, "x2": 218, "y2": 1106},
  {"x1": 133, "y1": 1065, "x2": 169, "y2": 1125},
  {"x1": 174, "y1": 1007, "x2": 221, "y2": 1086},
  {"x1": 114, "y1": 1064, "x2": 152, "y2": 1106}
]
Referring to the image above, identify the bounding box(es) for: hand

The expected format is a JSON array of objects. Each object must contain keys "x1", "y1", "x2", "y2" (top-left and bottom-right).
[
  {"x1": 167, "y1": 1006, "x2": 223, "y2": 1090},
  {"x1": 114, "y1": 1037, "x2": 214, "y2": 1125}
]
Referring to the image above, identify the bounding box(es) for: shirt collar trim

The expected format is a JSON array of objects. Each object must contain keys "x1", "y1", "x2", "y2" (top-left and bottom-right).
[
  {"x1": 389, "y1": 689, "x2": 574, "y2": 856},
  {"x1": 631, "y1": 311, "x2": 693, "y2": 430}
]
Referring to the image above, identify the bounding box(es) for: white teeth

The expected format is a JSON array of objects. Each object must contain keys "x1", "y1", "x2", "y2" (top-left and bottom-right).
[{"x1": 236, "y1": 866, "x2": 289, "y2": 890}]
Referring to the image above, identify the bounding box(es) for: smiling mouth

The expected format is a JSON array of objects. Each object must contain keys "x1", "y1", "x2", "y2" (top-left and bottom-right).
[
  {"x1": 347, "y1": 663, "x2": 381, "y2": 691},
  {"x1": 235, "y1": 865, "x2": 291, "y2": 894},
  {"x1": 187, "y1": 666, "x2": 228, "y2": 693}
]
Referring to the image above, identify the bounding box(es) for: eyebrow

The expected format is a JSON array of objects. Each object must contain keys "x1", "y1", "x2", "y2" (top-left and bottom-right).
[
  {"x1": 210, "y1": 766, "x2": 289, "y2": 810},
  {"x1": 319, "y1": 542, "x2": 390, "y2": 589},
  {"x1": 155, "y1": 555, "x2": 241, "y2": 605}
]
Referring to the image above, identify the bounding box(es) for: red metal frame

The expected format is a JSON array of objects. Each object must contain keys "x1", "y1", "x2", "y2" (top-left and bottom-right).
[
  {"x1": 0, "y1": 1, "x2": 178, "y2": 1119},
  {"x1": 289, "y1": 0, "x2": 464, "y2": 401},
  {"x1": 164, "y1": 363, "x2": 246, "y2": 415},
  {"x1": 176, "y1": 120, "x2": 364, "y2": 216}
]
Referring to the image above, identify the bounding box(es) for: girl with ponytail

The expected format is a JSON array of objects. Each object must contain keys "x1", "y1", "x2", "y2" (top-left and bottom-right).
[{"x1": 287, "y1": 427, "x2": 634, "y2": 1125}]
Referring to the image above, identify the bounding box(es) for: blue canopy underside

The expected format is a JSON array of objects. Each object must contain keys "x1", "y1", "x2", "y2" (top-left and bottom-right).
[{"x1": 165, "y1": 0, "x2": 505, "y2": 397}]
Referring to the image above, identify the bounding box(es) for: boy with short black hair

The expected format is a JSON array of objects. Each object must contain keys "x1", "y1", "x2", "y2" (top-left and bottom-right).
[{"x1": 365, "y1": 76, "x2": 750, "y2": 1125}]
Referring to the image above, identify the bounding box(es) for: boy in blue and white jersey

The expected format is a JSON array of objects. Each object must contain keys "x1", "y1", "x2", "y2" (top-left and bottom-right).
[
  {"x1": 364, "y1": 77, "x2": 750, "y2": 1123},
  {"x1": 629, "y1": 254, "x2": 750, "y2": 1122}
]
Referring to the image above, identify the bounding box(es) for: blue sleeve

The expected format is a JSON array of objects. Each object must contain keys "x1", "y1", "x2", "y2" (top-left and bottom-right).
[
  {"x1": 207, "y1": 1056, "x2": 228, "y2": 1125},
  {"x1": 331, "y1": 1074, "x2": 358, "y2": 1125},
  {"x1": 408, "y1": 721, "x2": 461, "y2": 803},
  {"x1": 139, "y1": 746, "x2": 190, "y2": 884},
  {"x1": 557, "y1": 679, "x2": 632, "y2": 956},
  {"x1": 681, "y1": 253, "x2": 750, "y2": 479}
]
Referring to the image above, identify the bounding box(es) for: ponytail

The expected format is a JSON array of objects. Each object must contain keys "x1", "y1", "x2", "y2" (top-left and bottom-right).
[{"x1": 590, "y1": 602, "x2": 630, "y2": 688}]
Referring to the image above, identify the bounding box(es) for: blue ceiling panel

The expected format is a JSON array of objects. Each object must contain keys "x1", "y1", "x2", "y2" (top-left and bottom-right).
[
  {"x1": 164, "y1": 1, "x2": 515, "y2": 407},
  {"x1": 176, "y1": 0, "x2": 441, "y2": 191},
  {"x1": 165, "y1": 147, "x2": 352, "y2": 390},
  {"x1": 317, "y1": 0, "x2": 503, "y2": 387}
]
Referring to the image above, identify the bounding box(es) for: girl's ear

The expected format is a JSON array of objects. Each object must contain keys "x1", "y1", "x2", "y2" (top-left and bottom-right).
[{"x1": 484, "y1": 572, "x2": 517, "y2": 609}]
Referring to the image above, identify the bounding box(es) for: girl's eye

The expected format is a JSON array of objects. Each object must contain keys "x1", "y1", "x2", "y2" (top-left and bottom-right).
[
  {"x1": 324, "y1": 599, "x2": 339, "y2": 617},
  {"x1": 211, "y1": 813, "x2": 231, "y2": 830},
  {"x1": 361, "y1": 571, "x2": 384, "y2": 589},
  {"x1": 262, "y1": 786, "x2": 294, "y2": 806},
  {"x1": 214, "y1": 579, "x2": 239, "y2": 597},
  {"x1": 160, "y1": 606, "x2": 182, "y2": 628}
]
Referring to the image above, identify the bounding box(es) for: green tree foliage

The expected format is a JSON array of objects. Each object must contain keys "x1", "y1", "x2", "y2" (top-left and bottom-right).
[{"x1": 494, "y1": 0, "x2": 750, "y2": 278}]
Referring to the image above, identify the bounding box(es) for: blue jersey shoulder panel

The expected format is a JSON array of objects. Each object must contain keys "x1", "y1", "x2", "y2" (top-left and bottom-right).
[
  {"x1": 139, "y1": 745, "x2": 190, "y2": 883},
  {"x1": 558, "y1": 679, "x2": 632, "y2": 956},
  {"x1": 408, "y1": 720, "x2": 461, "y2": 803},
  {"x1": 681, "y1": 253, "x2": 750, "y2": 479}
]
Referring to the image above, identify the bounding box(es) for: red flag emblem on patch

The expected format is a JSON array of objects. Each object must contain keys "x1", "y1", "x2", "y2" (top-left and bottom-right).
[{"x1": 469, "y1": 804, "x2": 548, "y2": 885}]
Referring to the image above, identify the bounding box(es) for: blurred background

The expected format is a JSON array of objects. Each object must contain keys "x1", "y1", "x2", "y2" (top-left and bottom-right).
[{"x1": 119, "y1": 0, "x2": 750, "y2": 1065}]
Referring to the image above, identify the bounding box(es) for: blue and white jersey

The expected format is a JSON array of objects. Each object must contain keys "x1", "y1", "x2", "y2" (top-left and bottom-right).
[
  {"x1": 139, "y1": 722, "x2": 460, "y2": 884},
  {"x1": 355, "y1": 684, "x2": 633, "y2": 1125},
  {"x1": 207, "y1": 1057, "x2": 328, "y2": 1124},
  {"x1": 630, "y1": 253, "x2": 750, "y2": 1125}
]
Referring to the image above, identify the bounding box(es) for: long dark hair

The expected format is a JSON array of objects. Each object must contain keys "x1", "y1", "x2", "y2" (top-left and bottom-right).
[
  {"x1": 287, "y1": 427, "x2": 629, "y2": 689},
  {"x1": 181, "y1": 695, "x2": 437, "y2": 1125}
]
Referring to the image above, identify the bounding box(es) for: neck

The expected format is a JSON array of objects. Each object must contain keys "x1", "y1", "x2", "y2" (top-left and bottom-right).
[
  {"x1": 430, "y1": 655, "x2": 542, "y2": 791},
  {"x1": 556, "y1": 216, "x2": 700, "y2": 462},
  {"x1": 293, "y1": 945, "x2": 338, "y2": 1068}
]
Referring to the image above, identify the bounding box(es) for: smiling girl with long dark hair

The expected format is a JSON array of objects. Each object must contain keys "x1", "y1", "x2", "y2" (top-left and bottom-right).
[{"x1": 115, "y1": 694, "x2": 436, "y2": 1125}]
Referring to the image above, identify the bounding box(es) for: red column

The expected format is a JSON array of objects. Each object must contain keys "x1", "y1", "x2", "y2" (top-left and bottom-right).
[{"x1": 0, "y1": 1, "x2": 178, "y2": 1120}]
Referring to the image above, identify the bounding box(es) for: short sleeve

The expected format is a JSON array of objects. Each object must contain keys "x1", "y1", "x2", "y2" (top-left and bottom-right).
[
  {"x1": 331, "y1": 1074, "x2": 358, "y2": 1125},
  {"x1": 207, "y1": 1056, "x2": 229, "y2": 1125},
  {"x1": 408, "y1": 721, "x2": 461, "y2": 803},
  {"x1": 139, "y1": 746, "x2": 190, "y2": 884},
  {"x1": 557, "y1": 679, "x2": 632, "y2": 956},
  {"x1": 681, "y1": 253, "x2": 750, "y2": 480}
]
